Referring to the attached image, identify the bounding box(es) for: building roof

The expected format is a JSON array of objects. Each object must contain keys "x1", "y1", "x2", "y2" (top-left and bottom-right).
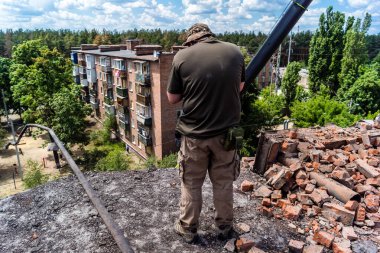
[{"x1": 73, "y1": 49, "x2": 159, "y2": 62}]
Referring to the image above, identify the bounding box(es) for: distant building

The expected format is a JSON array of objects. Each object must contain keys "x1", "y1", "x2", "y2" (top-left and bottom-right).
[{"x1": 71, "y1": 41, "x2": 184, "y2": 159}]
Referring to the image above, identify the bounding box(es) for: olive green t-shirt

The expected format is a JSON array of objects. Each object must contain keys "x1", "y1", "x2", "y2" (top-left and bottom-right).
[{"x1": 167, "y1": 38, "x2": 245, "y2": 138}]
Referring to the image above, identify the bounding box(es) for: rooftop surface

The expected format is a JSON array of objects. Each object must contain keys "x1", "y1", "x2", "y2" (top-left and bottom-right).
[
  {"x1": 0, "y1": 168, "x2": 300, "y2": 253},
  {"x1": 73, "y1": 49, "x2": 160, "y2": 61}
]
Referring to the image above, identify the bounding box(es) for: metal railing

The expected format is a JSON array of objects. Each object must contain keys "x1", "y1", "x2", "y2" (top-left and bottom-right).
[{"x1": 7, "y1": 124, "x2": 134, "y2": 253}]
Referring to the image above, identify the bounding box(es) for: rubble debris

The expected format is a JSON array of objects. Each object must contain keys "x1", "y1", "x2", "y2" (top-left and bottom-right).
[
  {"x1": 241, "y1": 180, "x2": 254, "y2": 192},
  {"x1": 224, "y1": 238, "x2": 236, "y2": 252},
  {"x1": 236, "y1": 223, "x2": 251, "y2": 233},
  {"x1": 245, "y1": 125, "x2": 380, "y2": 253},
  {"x1": 236, "y1": 234, "x2": 256, "y2": 252},
  {"x1": 303, "y1": 244, "x2": 324, "y2": 253},
  {"x1": 247, "y1": 246, "x2": 267, "y2": 253},
  {"x1": 288, "y1": 239, "x2": 305, "y2": 253},
  {"x1": 351, "y1": 240, "x2": 378, "y2": 253},
  {"x1": 313, "y1": 230, "x2": 335, "y2": 248}
]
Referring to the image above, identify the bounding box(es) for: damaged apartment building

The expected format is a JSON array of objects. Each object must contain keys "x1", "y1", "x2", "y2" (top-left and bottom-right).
[{"x1": 71, "y1": 40, "x2": 184, "y2": 159}]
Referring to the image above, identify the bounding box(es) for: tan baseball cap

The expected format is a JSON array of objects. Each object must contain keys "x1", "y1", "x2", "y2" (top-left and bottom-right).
[{"x1": 183, "y1": 23, "x2": 215, "y2": 46}]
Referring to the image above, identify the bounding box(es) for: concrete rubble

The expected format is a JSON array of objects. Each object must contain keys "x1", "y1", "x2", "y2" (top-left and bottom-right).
[{"x1": 238, "y1": 124, "x2": 380, "y2": 253}]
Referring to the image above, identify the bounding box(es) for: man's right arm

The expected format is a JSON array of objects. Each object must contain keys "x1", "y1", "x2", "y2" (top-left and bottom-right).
[{"x1": 167, "y1": 92, "x2": 182, "y2": 104}]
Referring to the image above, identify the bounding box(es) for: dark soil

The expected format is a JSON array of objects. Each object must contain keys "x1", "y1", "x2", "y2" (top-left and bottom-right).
[{"x1": 0, "y1": 168, "x2": 303, "y2": 252}]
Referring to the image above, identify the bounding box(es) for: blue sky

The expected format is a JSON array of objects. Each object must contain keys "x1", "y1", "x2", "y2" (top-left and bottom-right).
[{"x1": 0, "y1": 0, "x2": 379, "y2": 34}]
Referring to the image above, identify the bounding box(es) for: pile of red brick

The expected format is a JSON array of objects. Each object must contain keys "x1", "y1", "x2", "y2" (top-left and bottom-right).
[{"x1": 240, "y1": 124, "x2": 380, "y2": 253}]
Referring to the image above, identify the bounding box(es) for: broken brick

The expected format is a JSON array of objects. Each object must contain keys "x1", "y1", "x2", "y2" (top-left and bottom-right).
[
  {"x1": 355, "y1": 184, "x2": 375, "y2": 194},
  {"x1": 342, "y1": 226, "x2": 358, "y2": 241},
  {"x1": 289, "y1": 194, "x2": 297, "y2": 203},
  {"x1": 281, "y1": 141, "x2": 298, "y2": 153},
  {"x1": 262, "y1": 198, "x2": 271, "y2": 207},
  {"x1": 241, "y1": 180, "x2": 254, "y2": 192},
  {"x1": 364, "y1": 194, "x2": 379, "y2": 213},
  {"x1": 288, "y1": 239, "x2": 304, "y2": 253},
  {"x1": 254, "y1": 185, "x2": 273, "y2": 198},
  {"x1": 271, "y1": 190, "x2": 282, "y2": 200},
  {"x1": 247, "y1": 246, "x2": 267, "y2": 253},
  {"x1": 318, "y1": 164, "x2": 333, "y2": 173},
  {"x1": 366, "y1": 177, "x2": 380, "y2": 187},
  {"x1": 236, "y1": 223, "x2": 251, "y2": 234},
  {"x1": 283, "y1": 205, "x2": 302, "y2": 220},
  {"x1": 295, "y1": 170, "x2": 307, "y2": 180},
  {"x1": 367, "y1": 157, "x2": 379, "y2": 167},
  {"x1": 277, "y1": 199, "x2": 290, "y2": 209},
  {"x1": 332, "y1": 238, "x2": 352, "y2": 253},
  {"x1": 224, "y1": 238, "x2": 236, "y2": 252},
  {"x1": 236, "y1": 235, "x2": 256, "y2": 252},
  {"x1": 313, "y1": 230, "x2": 335, "y2": 248},
  {"x1": 349, "y1": 154, "x2": 358, "y2": 162},
  {"x1": 261, "y1": 206, "x2": 273, "y2": 217},
  {"x1": 344, "y1": 200, "x2": 359, "y2": 211},
  {"x1": 303, "y1": 245, "x2": 324, "y2": 253},
  {"x1": 355, "y1": 205, "x2": 366, "y2": 222},
  {"x1": 322, "y1": 202, "x2": 355, "y2": 226},
  {"x1": 305, "y1": 184, "x2": 315, "y2": 194},
  {"x1": 355, "y1": 159, "x2": 380, "y2": 178}
]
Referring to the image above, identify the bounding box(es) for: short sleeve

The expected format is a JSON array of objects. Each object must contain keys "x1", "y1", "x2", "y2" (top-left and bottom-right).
[
  {"x1": 167, "y1": 61, "x2": 183, "y2": 94},
  {"x1": 241, "y1": 57, "x2": 246, "y2": 83}
]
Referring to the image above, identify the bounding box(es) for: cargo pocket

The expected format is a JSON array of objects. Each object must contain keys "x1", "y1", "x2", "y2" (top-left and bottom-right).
[
  {"x1": 177, "y1": 150, "x2": 185, "y2": 181},
  {"x1": 233, "y1": 152, "x2": 240, "y2": 181}
]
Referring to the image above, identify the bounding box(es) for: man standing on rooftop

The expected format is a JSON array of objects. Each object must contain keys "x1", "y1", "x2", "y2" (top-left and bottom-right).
[{"x1": 167, "y1": 23, "x2": 245, "y2": 243}]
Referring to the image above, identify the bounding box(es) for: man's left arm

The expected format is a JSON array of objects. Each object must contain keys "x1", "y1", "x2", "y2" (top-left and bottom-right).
[{"x1": 167, "y1": 60, "x2": 183, "y2": 104}]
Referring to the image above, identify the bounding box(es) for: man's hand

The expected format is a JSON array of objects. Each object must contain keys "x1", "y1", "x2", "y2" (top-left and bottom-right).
[
  {"x1": 240, "y1": 82, "x2": 245, "y2": 92},
  {"x1": 167, "y1": 91, "x2": 182, "y2": 104}
]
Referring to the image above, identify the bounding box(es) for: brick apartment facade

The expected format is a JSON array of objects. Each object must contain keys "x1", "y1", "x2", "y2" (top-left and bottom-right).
[{"x1": 71, "y1": 41, "x2": 182, "y2": 159}]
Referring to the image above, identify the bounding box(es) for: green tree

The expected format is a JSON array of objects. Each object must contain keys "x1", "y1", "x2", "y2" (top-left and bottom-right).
[
  {"x1": 281, "y1": 61, "x2": 302, "y2": 113},
  {"x1": 0, "y1": 57, "x2": 15, "y2": 115},
  {"x1": 344, "y1": 64, "x2": 380, "y2": 115},
  {"x1": 308, "y1": 6, "x2": 346, "y2": 94},
  {"x1": 10, "y1": 40, "x2": 90, "y2": 145},
  {"x1": 291, "y1": 95, "x2": 358, "y2": 127},
  {"x1": 50, "y1": 86, "x2": 92, "y2": 144},
  {"x1": 338, "y1": 13, "x2": 372, "y2": 97}
]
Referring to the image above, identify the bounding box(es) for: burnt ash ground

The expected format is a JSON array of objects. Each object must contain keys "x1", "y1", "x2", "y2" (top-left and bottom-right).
[{"x1": 0, "y1": 168, "x2": 303, "y2": 253}]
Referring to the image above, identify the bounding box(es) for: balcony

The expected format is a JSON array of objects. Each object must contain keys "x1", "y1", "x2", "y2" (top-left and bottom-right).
[
  {"x1": 118, "y1": 119, "x2": 130, "y2": 131},
  {"x1": 136, "y1": 114, "x2": 152, "y2": 126},
  {"x1": 81, "y1": 79, "x2": 88, "y2": 87},
  {"x1": 78, "y1": 60, "x2": 86, "y2": 67},
  {"x1": 104, "y1": 96, "x2": 113, "y2": 106},
  {"x1": 135, "y1": 73, "x2": 151, "y2": 86},
  {"x1": 101, "y1": 66, "x2": 112, "y2": 72},
  {"x1": 117, "y1": 106, "x2": 129, "y2": 121},
  {"x1": 105, "y1": 103, "x2": 116, "y2": 115},
  {"x1": 89, "y1": 89, "x2": 98, "y2": 97},
  {"x1": 136, "y1": 94, "x2": 151, "y2": 106},
  {"x1": 102, "y1": 80, "x2": 113, "y2": 89},
  {"x1": 86, "y1": 69, "x2": 97, "y2": 83},
  {"x1": 116, "y1": 86, "x2": 128, "y2": 99},
  {"x1": 115, "y1": 69, "x2": 127, "y2": 78},
  {"x1": 138, "y1": 134, "x2": 152, "y2": 146},
  {"x1": 72, "y1": 66, "x2": 79, "y2": 76},
  {"x1": 74, "y1": 76, "x2": 80, "y2": 84},
  {"x1": 90, "y1": 97, "x2": 99, "y2": 109}
]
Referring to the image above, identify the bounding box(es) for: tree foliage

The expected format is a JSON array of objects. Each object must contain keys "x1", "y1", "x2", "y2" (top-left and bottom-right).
[
  {"x1": 344, "y1": 63, "x2": 380, "y2": 115},
  {"x1": 338, "y1": 13, "x2": 372, "y2": 97},
  {"x1": 10, "y1": 40, "x2": 90, "y2": 145},
  {"x1": 0, "y1": 57, "x2": 14, "y2": 115},
  {"x1": 308, "y1": 6, "x2": 346, "y2": 94},
  {"x1": 281, "y1": 61, "x2": 302, "y2": 113},
  {"x1": 291, "y1": 95, "x2": 359, "y2": 128}
]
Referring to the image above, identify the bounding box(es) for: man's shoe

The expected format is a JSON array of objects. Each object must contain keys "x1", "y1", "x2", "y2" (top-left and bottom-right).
[
  {"x1": 174, "y1": 220, "x2": 198, "y2": 243},
  {"x1": 216, "y1": 224, "x2": 234, "y2": 240}
]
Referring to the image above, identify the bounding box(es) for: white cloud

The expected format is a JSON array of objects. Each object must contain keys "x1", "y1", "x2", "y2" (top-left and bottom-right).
[{"x1": 347, "y1": 0, "x2": 370, "y2": 8}]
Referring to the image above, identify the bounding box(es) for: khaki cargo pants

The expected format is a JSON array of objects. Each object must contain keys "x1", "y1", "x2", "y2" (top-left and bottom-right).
[{"x1": 177, "y1": 134, "x2": 240, "y2": 231}]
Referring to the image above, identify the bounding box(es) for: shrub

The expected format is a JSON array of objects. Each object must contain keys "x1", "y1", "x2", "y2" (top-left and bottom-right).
[
  {"x1": 157, "y1": 153, "x2": 178, "y2": 168},
  {"x1": 95, "y1": 149, "x2": 131, "y2": 171},
  {"x1": 291, "y1": 96, "x2": 359, "y2": 127},
  {"x1": 23, "y1": 160, "x2": 49, "y2": 189}
]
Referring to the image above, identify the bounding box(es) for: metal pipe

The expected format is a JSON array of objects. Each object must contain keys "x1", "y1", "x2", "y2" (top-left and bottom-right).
[
  {"x1": 8, "y1": 124, "x2": 134, "y2": 253},
  {"x1": 245, "y1": 0, "x2": 313, "y2": 84},
  {"x1": 309, "y1": 172, "x2": 361, "y2": 203}
]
